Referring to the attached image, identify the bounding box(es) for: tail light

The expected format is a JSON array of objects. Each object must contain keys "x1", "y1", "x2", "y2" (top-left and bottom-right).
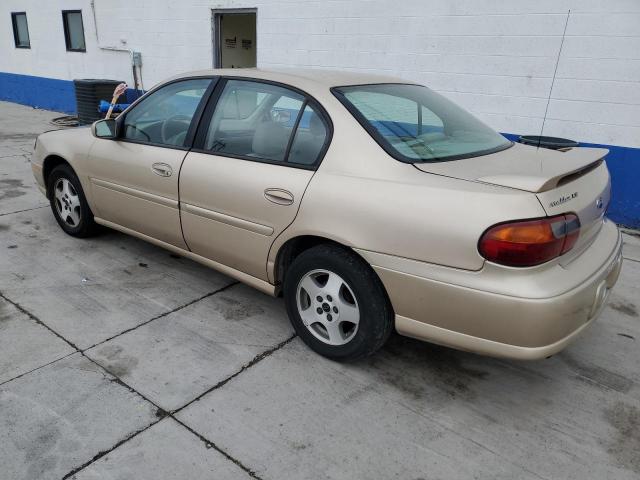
[{"x1": 479, "y1": 214, "x2": 580, "y2": 267}]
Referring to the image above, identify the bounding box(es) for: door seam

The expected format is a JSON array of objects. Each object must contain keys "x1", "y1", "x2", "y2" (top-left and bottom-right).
[
  {"x1": 177, "y1": 149, "x2": 193, "y2": 252},
  {"x1": 265, "y1": 168, "x2": 319, "y2": 282}
]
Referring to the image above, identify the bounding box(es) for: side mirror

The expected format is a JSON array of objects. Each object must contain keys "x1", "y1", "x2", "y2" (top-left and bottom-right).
[{"x1": 92, "y1": 118, "x2": 119, "y2": 139}]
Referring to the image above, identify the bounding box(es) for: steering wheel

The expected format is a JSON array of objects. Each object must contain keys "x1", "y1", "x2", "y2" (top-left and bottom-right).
[{"x1": 161, "y1": 115, "x2": 192, "y2": 145}]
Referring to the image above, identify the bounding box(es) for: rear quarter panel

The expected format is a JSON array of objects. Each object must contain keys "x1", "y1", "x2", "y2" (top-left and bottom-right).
[
  {"x1": 268, "y1": 104, "x2": 547, "y2": 275},
  {"x1": 279, "y1": 168, "x2": 546, "y2": 271}
]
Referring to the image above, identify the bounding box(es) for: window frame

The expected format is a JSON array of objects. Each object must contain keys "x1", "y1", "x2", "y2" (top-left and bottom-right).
[
  {"x1": 331, "y1": 83, "x2": 513, "y2": 164},
  {"x1": 62, "y1": 10, "x2": 86, "y2": 52},
  {"x1": 11, "y1": 12, "x2": 30, "y2": 49},
  {"x1": 191, "y1": 77, "x2": 333, "y2": 171},
  {"x1": 114, "y1": 77, "x2": 219, "y2": 151}
]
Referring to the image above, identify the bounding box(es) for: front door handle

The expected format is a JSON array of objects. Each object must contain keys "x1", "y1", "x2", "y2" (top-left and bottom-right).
[
  {"x1": 264, "y1": 188, "x2": 294, "y2": 205},
  {"x1": 152, "y1": 163, "x2": 173, "y2": 177}
]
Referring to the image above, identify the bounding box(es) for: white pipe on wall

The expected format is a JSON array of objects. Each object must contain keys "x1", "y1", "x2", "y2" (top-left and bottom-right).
[{"x1": 90, "y1": 0, "x2": 141, "y2": 90}]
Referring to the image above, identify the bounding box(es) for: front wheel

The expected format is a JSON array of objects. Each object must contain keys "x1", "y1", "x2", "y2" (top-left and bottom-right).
[
  {"x1": 283, "y1": 244, "x2": 394, "y2": 361},
  {"x1": 48, "y1": 164, "x2": 98, "y2": 237}
]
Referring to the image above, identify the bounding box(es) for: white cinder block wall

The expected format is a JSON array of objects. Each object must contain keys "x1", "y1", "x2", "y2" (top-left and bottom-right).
[{"x1": 1, "y1": 0, "x2": 639, "y2": 148}]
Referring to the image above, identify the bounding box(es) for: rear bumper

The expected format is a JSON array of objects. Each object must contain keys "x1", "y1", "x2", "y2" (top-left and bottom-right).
[{"x1": 358, "y1": 219, "x2": 623, "y2": 360}]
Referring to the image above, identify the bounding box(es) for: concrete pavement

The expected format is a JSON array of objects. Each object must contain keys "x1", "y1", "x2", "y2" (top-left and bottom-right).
[{"x1": 1, "y1": 100, "x2": 639, "y2": 479}]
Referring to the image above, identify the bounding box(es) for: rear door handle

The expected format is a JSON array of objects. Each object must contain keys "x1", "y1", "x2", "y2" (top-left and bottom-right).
[
  {"x1": 264, "y1": 188, "x2": 294, "y2": 205},
  {"x1": 152, "y1": 163, "x2": 172, "y2": 177}
]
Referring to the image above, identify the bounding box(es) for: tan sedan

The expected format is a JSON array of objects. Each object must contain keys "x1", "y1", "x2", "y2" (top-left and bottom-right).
[{"x1": 31, "y1": 69, "x2": 623, "y2": 361}]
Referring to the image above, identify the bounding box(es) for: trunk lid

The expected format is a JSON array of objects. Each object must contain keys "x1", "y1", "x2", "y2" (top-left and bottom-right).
[
  {"x1": 414, "y1": 143, "x2": 611, "y2": 258},
  {"x1": 413, "y1": 143, "x2": 607, "y2": 193}
]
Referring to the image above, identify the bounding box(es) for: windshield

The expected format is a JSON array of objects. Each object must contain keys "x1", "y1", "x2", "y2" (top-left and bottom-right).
[{"x1": 333, "y1": 84, "x2": 512, "y2": 163}]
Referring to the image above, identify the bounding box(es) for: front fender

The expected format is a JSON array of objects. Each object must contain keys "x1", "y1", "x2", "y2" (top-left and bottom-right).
[{"x1": 34, "y1": 127, "x2": 96, "y2": 209}]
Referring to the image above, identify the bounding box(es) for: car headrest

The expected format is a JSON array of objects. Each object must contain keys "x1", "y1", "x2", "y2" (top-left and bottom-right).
[{"x1": 252, "y1": 121, "x2": 288, "y2": 159}]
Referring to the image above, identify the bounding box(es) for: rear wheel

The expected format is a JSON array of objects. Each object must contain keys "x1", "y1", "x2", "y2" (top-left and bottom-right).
[
  {"x1": 283, "y1": 244, "x2": 393, "y2": 361},
  {"x1": 48, "y1": 164, "x2": 98, "y2": 237}
]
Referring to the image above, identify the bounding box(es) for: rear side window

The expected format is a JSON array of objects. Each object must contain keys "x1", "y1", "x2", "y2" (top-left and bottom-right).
[
  {"x1": 334, "y1": 84, "x2": 511, "y2": 163},
  {"x1": 287, "y1": 105, "x2": 329, "y2": 166},
  {"x1": 205, "y1": 80, "x2": 304, "y2": 162},
  {"x1": 202, "y1": 79, "x2": 329, "y2": 167}
]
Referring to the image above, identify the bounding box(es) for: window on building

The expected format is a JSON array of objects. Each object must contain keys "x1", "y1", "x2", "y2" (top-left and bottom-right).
[
  {"x1": 11, "y1": 12, "x2": 30, "y2": 49},
  {"x1": 62, "y1": 10, "x2": 86, "y2": 52}
]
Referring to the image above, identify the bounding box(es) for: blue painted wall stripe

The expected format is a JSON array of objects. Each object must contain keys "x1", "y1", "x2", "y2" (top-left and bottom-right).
[
  {"x1": 0, "y1": 72, "x2": 142, "y2": 114},
  {"x1": 0, "y1": 72, "x2": 77, "y2": 113},
  {"x1": 1, "y1": 71, "x2": 638, "y2": 228}
]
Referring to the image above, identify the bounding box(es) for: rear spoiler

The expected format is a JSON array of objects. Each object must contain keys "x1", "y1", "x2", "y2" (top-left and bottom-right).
[{"x1": 477, "y1": 147, "x2": 608, "y2": 193}]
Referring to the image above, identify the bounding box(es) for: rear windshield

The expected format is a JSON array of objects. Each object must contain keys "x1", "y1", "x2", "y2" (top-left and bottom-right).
[{"x1": 333, "y1": 84, "x2": 512, "y2": 163}]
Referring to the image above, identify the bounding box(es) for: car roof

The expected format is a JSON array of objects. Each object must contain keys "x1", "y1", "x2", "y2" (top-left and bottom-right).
[{"x1": 166, "y1": 67, "x2": 411, "y2": 91}]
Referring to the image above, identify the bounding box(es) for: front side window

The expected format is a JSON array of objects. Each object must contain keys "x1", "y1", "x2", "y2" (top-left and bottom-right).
[
  {"x1": 123, "y1": 79, "x2": 212, "y2": 147},
  {"x1": 11, "y1": 12, "x2": 30, "y2": 48},
  {"x1": 334, "y1": 84, "x2": 511, "y2": 163},
  {"x1": 203, "y1": 80, "x2": 328, "y2": 166},
  {"x1": 62, "y1": 10, "x2": 86, "y2": 52}
]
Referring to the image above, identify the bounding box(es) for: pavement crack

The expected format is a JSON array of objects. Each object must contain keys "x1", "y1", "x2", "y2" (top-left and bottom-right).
[
  {"x1": 172, "y1": 417, "x2": 264, "y2": 479},
  {"x1": 81, "y1": 281, "x2": 240, "y2": 352},
  {"x1": 56, "y1": 353, "x2": 172, "y2": 478},
  {"x1": 172, "y1": 333, "x2": 297, "y2": 415},
  {"x1": 0, "y1": 291, "x2": 79, "y2": 351},
  {"x1": 82, "y1": 352, "x2": 164, "y2": 408},
  {"x1": 0, "y1": 351, "x2": 77, "y2": 387},
  {"x1": 0, "y1": 205, "x2": 48, "y2": 217},
  {"x1": 67, "y1": 343, "x2": 277, "y2": 480},
  {"x1": 3, "y1": 278, "x2": 287, "y2": 480},
  {"x1": 61, "y1": 417, "x2": 163, "y2": 480}
]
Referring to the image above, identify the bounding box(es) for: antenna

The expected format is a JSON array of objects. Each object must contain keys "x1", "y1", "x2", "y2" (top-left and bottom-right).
[{"x1": 539, "y1": 9, "x2": 571, "y2": 150}]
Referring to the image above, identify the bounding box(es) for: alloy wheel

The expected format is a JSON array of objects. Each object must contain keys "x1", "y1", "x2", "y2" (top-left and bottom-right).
[
  {"x1": 53, "y1": 177, "x2": 81, "y2": 227},
  {"x1": 296, "y1": 269, "x2": 360, "y2": 346}
]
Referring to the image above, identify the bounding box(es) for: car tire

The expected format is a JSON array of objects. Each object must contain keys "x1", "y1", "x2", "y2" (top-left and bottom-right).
[
  {"x1": 48, "y1": 164, "x2": 98, "y2": 238},
  {"x1": 283, "y1": 244, "x2": 394, "y2": 361}
]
